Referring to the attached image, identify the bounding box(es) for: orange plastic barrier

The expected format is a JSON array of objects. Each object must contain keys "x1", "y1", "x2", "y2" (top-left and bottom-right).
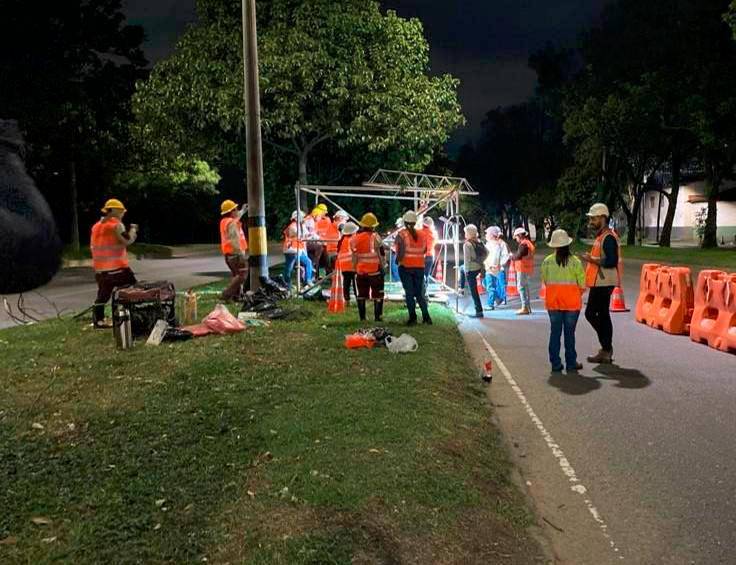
[
  {"x1": 635, "y1": 264, "x2": 694, "y2": 335},
  {"x1": 690, "y1": 271, "x2": 736, "y2": 354},
  {"x1": 635, "y1": 264, "x2": 661, "y2": 325},
  {"x1": 506, "y1": 262, "x2": 520, "y2": 297}
]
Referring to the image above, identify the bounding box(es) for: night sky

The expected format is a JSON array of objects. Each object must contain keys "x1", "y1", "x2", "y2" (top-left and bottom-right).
[{"x1": 123, "y1": 0, "x2": 611, "y2": 145}]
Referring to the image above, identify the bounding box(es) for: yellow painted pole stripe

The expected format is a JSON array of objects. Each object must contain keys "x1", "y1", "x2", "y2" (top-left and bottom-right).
[{"x1": 248, "y1": 226, "x2": 268, "y2": 256}]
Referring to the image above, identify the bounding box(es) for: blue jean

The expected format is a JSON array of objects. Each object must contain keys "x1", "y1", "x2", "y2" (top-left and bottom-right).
[
  {"x1": 283, "y1": 252, "x2": 313, "y2": 288},
  {"x1": 399, "y1": 266, "x2": 430, "y2": 320},
  {"x1": 518, "y1": 272, "x2": 531, "y2": 310},
  {"x1": 548, "y1": 310, "x2": 580, "y2": 370},
  {"x1": 424, "y1": 256, "x2": 434, "y2": 283},
  {"x1": 484, "y1": 270, "x2": 507, "y2": 306},
  {"x1": 390, "y1": 253, "x2": 400, "y2": 282}
]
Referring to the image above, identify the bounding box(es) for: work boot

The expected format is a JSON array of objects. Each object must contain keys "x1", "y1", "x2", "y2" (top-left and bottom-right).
[
  {"x1": 567, "y1": 362, "x2": 584, "y2": 373},
  {"x1": 422, "y1": 315, "x2": 433, "y2": 325},
  {"x1": 472, "y1": 311, "x2": 484, "y2": 319},
  {"x1": 515, "y1": 307, "x2": 531, "y2": 316},
  {"x1": 358, "y1": 300, "x2": 367, "y2": 321},
  {"x1": 586, "y1": 350, "x2": 613, "y2": 364},
  {"x1": 374, "y1": 300, "x2": 384, "y2": 322},
  {"x1": 407, "y1": 317, "x2": 418, "y2": 327}
]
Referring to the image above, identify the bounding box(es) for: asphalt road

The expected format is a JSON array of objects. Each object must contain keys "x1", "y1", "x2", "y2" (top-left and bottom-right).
[
  {"x1": 0, "y1": 248, "x2": 283, "y2": 330},
  {"x1": 460, "y1": 260, "x2": 736, "y2": 564}
]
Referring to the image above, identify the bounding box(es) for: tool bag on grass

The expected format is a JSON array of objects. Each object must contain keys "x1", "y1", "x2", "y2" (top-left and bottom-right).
[{"x1": 112, "y1": 281, "x2": 177, "y2": 337}]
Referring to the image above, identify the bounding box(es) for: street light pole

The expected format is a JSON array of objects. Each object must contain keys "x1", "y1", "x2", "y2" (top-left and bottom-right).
[{"x1": 241, "y1": 0, "x2": 268, "y2": 290}]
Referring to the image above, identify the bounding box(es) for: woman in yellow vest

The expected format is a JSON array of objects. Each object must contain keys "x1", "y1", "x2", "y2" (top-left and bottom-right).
[
  {"x1": 90, "y1": 199, "x2": 138, "y2": 328},
  {"x1": 541, "y1": 229, "x2": 586, "y2": 373},
  {"x1": 350, "y1": 213, "x2": 385, "y2": 322},
  {"x1": 396, "y1": 211, "x2": 432, "y2": 325},
  {"x1": 219, "y1": 200, "x2": 249, "y2": 301}
]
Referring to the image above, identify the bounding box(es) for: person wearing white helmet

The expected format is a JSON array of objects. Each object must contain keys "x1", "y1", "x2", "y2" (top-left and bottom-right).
[
  {"x1": 336, "y1": 222, "x2": 359, "y2": 303},
  {"x1": 541, "y1": 229, "x2": 586, "y2": 373},
  {"x1": 512, "y1": 227, "x2": 536, "y2": 315},
  {"x1": 463, "y1": 224, "x2": 487, "y2": 318},
  {"x1": 282, "y1": 210, "x2": 313, "y2": 290},
  {"x1": 581, "y1": 202, "x2": 621, "y2": 364},
  {"x1": 396, "y1": 210, "x2": 432, "y2": 325},
  {"x1": 483, "y1": 226, "x2": 510, "y2": 310}
]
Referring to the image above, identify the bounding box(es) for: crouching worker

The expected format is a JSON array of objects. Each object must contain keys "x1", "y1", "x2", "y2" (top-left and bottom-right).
[
  {"x1": 336, "y1": 222, "x2": 358, "y2": 303},
  {"x1": 219, "y1": 199, "x2": 249, "y2": 302},
  {"x1": 541, "y1": 229, "x2": 586, "y2": 374},
  {"x1": 351, "y1": 213, "x2": 385, "y2": 322},
  {"x1": 90, "y1": 199, "x2": 138, "y2": 328}
]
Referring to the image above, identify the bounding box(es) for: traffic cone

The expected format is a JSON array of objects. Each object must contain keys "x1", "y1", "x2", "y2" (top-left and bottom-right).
[
  {"x1": 507, "y1": 262, "x2": 520, "y2": 297},
  {"x1": 327, "y1": 268, "x2": 346, "y2": 313},
  {"x1": 610, "y1": 286, "x2": 630, "y2": 312},
  {"x1": 539, "y1": 283, "x2": 547, "y2": 299},
  {"x1": 477, "y1": 275, "x2": 486, "y2": 295},
  {"x1": 434, "y1": 260, "x2": 444, "y2": 283}
]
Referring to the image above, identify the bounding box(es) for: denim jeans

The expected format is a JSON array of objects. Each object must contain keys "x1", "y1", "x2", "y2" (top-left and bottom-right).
[
  {"x1": 283, "y1": 252, "x2": 313, "y2": 288},
  {"x1": 548, "y1": 310, "x2": 580, "y2": 370},
  {"x1": 399, "y1": 266, "x2": 430, "y2": 320},
  {"x1": 484, "y1": 270, "x2": 507, "y2": 306},
  {"x1": 517, "y1": 272, "x2": 531, "y2": 309},
  {"x1": 466, "y1": 270, "x2": 484, "y2": 314},
  {"x1": 390, "y1": 253, "x2": 400, "y2": 282},
  {"x1": 424, "y1": 256, "x2": 434, "y2": 283}
]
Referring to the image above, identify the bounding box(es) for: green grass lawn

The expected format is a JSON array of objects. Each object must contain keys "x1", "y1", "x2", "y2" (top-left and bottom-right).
[{"x1": 0, "y1": 287, "x2": 544, "y2": 564}]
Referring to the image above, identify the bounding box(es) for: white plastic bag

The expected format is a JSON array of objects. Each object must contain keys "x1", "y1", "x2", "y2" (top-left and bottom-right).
[{"x1": 385, "y1": 334, "x2": 418, "y2": 354}]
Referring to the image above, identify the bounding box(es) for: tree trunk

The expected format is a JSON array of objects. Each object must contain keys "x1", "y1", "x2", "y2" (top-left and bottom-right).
[
  {"x1": 631, "y1": 189, "x2": 644, "y2": 247},
  {"x1": 298, "y1": 149, "x2": 309, "y2": 209},
  {"x1": 702, "y1": 176, "x2": 719, "y2": 248},
  {"x1": 659, "y1": 150, "x2": 681, "y2": 248},
  {"x1": 69, "y1": 160, "x2": 80, "y2": 253}
]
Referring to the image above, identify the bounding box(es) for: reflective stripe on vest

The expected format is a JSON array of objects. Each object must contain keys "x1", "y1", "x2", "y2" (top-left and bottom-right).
[
  {"x1": 350, "y1": 232, "x2": 381, "y2": 275},
  {"x1": 514, "y1": 239, "x2": 536, "y2": 274},
  {"x1": 336, "y1": 236, "x2": 354, "y2": 272},
  {"x1": 398, "y1": 229, "x2": 426, "y2": 269},
  {"x1": 585, "y1": 229, "x2": 622, "y2": 288},
  {"x1": 220, "y1": 217, "x2": 247, "y2": 255},
  {"x1": 91, "y1": 218, "x2": 128, "y2": 272}
]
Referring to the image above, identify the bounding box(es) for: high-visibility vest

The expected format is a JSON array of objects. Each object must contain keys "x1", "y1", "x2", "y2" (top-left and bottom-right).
[
  {"x1": 316, "y1": 216, "x2": 332, "y2": 240},
  {"x1": 350, "y1": 231, "x2": 382, "y2": 275},
  {"x1": 424, "y1": 228, "x2": 437, "y2": 258},
  {"x1": 336, "y1": 236, "x2": 354, "y2": 272},
  {"x1": 585, "y1": 229, "x2": 622, "y2": 288},
  {"x1": 541, "y1": 254, "x2": 585, "y2": 311},
  {"x1": 91, "y1": 217, "x2": 129, "y2": 272},
  {"x1": 282, "y1": 221, "x2": 306, "y2": 253},
  {"x1": 514, "y1": 239, "x2": 536, "y2": 274},
  {"x1": 325, "y1": 221, "x2": 340, "y2": 253},
  {"x1": 220, "y1": 216, "x2": 248, "y2": 255},
  {"x1": 398, "y1": 229, "x2": 427, "y2": 269}
]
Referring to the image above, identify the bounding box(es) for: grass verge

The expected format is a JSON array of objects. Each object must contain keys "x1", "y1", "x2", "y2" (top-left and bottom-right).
[{"x1": 0, "y1": 286, "x2": 544, "y2": 564}]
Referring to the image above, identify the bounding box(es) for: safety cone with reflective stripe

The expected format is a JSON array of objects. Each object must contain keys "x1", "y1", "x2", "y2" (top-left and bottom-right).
[
  {"x1": 327, "y1": 268, "x2": 346, "y2": 313},
  {"x1": 507, "y1": 262, "x2": 520, "y2": 297},
  {"x1": 610, "y1": 286, "x2": 630, "y2": 312}
]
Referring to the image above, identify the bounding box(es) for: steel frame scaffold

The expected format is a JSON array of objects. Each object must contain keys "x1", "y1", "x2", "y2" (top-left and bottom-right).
[{"x1": 293, "y1": 169, "x2": 479, "y2": 312}]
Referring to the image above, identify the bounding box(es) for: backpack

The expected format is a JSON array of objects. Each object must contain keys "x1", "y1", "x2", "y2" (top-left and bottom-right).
[{"x1": 472, "y1": 240, "x2": 489, "y2": 263}]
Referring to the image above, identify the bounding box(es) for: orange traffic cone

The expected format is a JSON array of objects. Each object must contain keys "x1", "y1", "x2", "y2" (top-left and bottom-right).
[
  {"x1": 610, "y1": 286, "x2": 629, "y2": 312},
  {"x1": 507, "y1": 263, "x2": 520, "y2": 297},
  {"x1": 477, "y1": 275, "x2": 486, "y2": 295},
  {"x1": 539, "y1": 283, "x2": 547, "y2": 299},
  {"x1": 327, "y1": 268, "x2": 346, "y2": 313}
]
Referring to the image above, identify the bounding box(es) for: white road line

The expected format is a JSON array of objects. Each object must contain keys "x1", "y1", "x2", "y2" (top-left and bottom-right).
[{"x1": 475, "y1": 329, "x2": 624, "y2": 560}]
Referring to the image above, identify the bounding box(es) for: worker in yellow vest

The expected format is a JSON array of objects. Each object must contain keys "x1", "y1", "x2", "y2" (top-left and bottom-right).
[
  {"x1": 351, "y1": 213, "x2": 386, "y2": 322},
  {"x1": 581, "y1": 203, "x2": 622, "y2": 364},
  {"x1": 219, "y1": 199, "x2": 249, "y2": 301},
  {"x1": 90, "y1": 199, "x2": 138, "y2": 328},
  {"x1": 396, "y1": 211, "x2": 432, "y2": 325},
  {"x1": 512, "y1": 227, "x2": 536, "y2": 315}
]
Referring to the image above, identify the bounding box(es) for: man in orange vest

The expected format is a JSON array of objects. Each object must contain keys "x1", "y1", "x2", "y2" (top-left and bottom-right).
[
  {"x1": 512, "y1": 227, "x2": 536, "y2": 315},
  {"x1": 282, "y1": 210, "x2": 314, "y2": 290},
  {"x1": 351, "y1": 212, "x2": 386, "y2": 322},
  {"x1": 90, "y1": 198, "x2": 138, "y2": 328},
  {"x1": 581, "y1": 203, "x2": 621, "y2": 364},
  {"x1": 219, "y1": 199, "x2": 249, "y2": 301},
  {"x1": 397, "y1": 211, "x2": 432, "y2": 325}
]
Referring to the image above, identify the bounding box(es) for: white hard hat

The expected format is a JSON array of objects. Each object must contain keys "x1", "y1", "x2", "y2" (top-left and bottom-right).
[
  {"x1": 334, "y1": 209, "x2": 349, "y2": 219},
  {"x1": 487, "y1": 226, "x2": 502, "y2": 237},
  {"x1": 586, "y1": 203, "x2": 610, "y2": 217},
  {"x1": 403, "y1": 210, "x2": 418, "y2": 224},
  {"x1": 513, "y1": 227, "x2": 528, "y2": 238},
  {"x1": 340, "y1": 222, "x2": 358, "y2": 235},
  {"x1": 423, "y1": 216, "x2": 435, "y2": 227},
  {"x1": 395, "y1": 217, "x2": 404, "y2": 228},
  {"x1": 291, "y1": 210, "x2": 304, "y2": 221},
  {"x1": 548, "y1": 229, "x2": 574, "y2": 248},
  {"x1": 464, "y1": 224, "x2": 479, "y2": 237}
]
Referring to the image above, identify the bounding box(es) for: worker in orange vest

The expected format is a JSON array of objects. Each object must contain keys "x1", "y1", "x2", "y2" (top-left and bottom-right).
[
  {"x1": 541, "y1": 229, "x2": 586, "y2": 373},
  {"x1": 321, "y1": 209, "x2": 345, "y2": 274},
  {"x1": 336, "y1": 221, "x2": 358, "y2": 303},
  {"x1": 351, "y1": 212, "x2": 386, "y2": 322},
  {"x1": 219, "y1": 199, "x2": 249, "y2": 301},
  {"x1": 581, "y1": 203, "x2": 621, "y2": 364},
  {"x1": 512, "y1": 227, "x2": 536, "y2": 315},
  {"x1": 397, "y1": 211, "x2": 432, "y2": 325},
  {"x1": 422, "y1": 216, "x2": 438, "y2": 285},
  {"x1": 90, "y1": 198, "x2": 138, "y2": 328},
  {"x1": 282, "y1": 210, "x2": 314, "y2": 290},
  {"x1": 306, "y1": 205, "x2": 327, "y2": 278}
]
